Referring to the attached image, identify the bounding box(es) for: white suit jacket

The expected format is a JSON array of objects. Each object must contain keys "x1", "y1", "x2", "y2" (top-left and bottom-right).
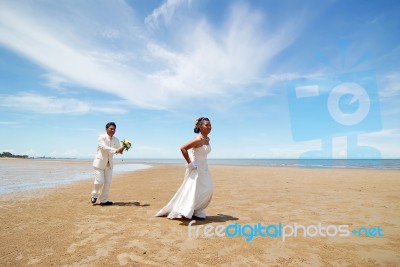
[{"x1": 92, "y1": 134, "x2": 120, "y2": 169}]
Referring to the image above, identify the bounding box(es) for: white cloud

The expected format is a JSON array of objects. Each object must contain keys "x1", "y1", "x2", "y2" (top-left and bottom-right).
[
  {"x1": 0, "y1": 1, "x2": 302, "y2": 110},
  {"x1": 42, "y1": 73, "x2": 71, "y2": 92},
  {"x1": 100, "y1": 27, "x2": 121, "y2": 39},
  {"x1": 145, "y1": 0, "x2": 190, "y2": 28},
  {"x1": 48, "y1": 149, "x2": 81, "y2": 158},
  {"x1": 0, "y1": 93, "x2": 128, "y2": 115},
  {"x1": 358, "y1": 129, "x2": 400, "y2": 158},
  {"x1": 360, "y1": 129, "x2": 399, "y2": 138},
  {"x1": 0, "y1": 121, "x2": 20, "y2": 126},
  {"x1": 0, "y1": 1, "x2": 158, "y2": 108},
  {"x1": 379, "y1": 72, "x2": 400, "y2": 98},
  {"x1": 145, "y1": 3, "x2": 300, "y2": 104}
]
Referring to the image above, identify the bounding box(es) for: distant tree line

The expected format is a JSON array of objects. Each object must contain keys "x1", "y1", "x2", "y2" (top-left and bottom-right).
[{"x1": 0, "y1": 152, "x2": 28, "y2": 158}]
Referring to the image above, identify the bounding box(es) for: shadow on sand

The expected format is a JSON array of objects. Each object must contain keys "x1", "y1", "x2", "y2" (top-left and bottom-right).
[
  {"x1": 95, "y1": 201, "x2": 150, "y2": 207},
  {"x1": 177, "y1": 214, "x2": 239, "y2": 226}
]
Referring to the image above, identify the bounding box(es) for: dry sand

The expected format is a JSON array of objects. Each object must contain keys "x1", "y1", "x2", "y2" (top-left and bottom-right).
[{"x1": 0, "y1": 163, "x2": 399, "y2": 266}]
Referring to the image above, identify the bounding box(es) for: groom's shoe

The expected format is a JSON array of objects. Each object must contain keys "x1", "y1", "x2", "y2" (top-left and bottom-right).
[
  {"x1": 100, "y1": 201, "x2": 113, "y2": 206},
  {"x1": 91, "y1": 197, "x2": 97, "y2": 204}
]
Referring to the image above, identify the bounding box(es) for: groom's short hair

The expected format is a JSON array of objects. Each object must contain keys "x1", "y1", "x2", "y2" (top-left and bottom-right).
[{"x1": 105, "y1": 122, "x2": 116, "y2": 129}]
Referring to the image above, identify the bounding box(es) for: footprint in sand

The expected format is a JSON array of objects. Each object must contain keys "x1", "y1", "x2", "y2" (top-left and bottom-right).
[{"x1": 117, "y1": 252, "x2": 159, "y2": 266}]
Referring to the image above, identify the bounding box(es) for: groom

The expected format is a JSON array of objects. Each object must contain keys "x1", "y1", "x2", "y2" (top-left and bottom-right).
[{"x1": 91, "y1": 122, "x2": 124, "y2": 206}]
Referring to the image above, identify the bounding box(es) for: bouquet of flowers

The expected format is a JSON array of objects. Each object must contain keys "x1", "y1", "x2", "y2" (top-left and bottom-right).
[{"x1": 121, "y1": 138, "x2": 132, "y2": 151}]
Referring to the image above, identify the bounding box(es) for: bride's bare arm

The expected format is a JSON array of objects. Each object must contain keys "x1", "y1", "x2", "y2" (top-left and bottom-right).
[{"x1": 180, "y1": 138, "x2": 201, "y2": 164}]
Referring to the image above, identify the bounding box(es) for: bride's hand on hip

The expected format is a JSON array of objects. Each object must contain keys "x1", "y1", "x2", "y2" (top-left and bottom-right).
[{"x1": 186, "y1": 162, "x2": 197, "y2": 171}]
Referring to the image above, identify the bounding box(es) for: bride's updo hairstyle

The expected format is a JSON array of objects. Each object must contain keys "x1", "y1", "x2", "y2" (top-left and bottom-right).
[{"x1": 194, "y1": 117, "x2": 210, "y2": 133}]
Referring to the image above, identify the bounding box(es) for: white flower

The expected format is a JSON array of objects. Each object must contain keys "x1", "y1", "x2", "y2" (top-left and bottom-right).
[{"x1": 121, "y1": 138, "x2": 132, "y2": 151}]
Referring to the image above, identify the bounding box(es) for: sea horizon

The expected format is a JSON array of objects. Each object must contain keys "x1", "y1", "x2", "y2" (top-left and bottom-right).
[{"x1": 4, "y1": 157, "x2": 400, "y2": 169}]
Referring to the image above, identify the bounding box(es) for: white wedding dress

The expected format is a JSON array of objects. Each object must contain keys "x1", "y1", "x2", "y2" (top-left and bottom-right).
[{"x1": 155, "y1": 144, "x2": 213, "y2": 219}]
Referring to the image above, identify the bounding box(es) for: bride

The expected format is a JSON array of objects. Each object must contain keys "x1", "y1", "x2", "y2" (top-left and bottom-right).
[{"x1": 155, "y1": 117, "x2": 213, "y2": 219}]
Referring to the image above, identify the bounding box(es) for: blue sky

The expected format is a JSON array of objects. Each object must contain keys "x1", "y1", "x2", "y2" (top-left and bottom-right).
[{"x1": 0, "y1": 0, "x2": 399, "y2": 159}]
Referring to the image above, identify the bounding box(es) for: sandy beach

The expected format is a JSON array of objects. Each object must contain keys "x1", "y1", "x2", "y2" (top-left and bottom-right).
[{"x1": 0, "y1": 162, "x2": 399, "y2": 266}]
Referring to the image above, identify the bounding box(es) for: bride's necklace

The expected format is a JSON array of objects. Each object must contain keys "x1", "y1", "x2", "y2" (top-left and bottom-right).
[{"x1": 200, "y1": 134, "x2": 210, "y2": 141}]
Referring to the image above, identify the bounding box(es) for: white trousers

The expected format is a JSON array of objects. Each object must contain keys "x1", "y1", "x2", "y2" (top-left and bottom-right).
[{"x1": 91, "y1": 165, "x2": 113, "y2": 203}]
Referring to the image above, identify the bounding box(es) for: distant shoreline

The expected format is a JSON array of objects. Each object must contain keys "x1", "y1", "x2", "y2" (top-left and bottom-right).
[
  {"x1": 0, "y1": 151, "x2": 79, "y2": 160},
  {"x1": 0, "y1": 152, "x2": 28, "y2": 159},
  {"x1": 0, "y1": 157, "x2": 78, "y2": 160}
]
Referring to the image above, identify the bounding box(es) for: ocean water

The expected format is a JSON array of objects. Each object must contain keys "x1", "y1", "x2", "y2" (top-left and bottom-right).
[
  {"x1": 119, "y1": 158, "x2": 400, "y2": 170},
  {"x1": 1, "y1": 158, "x2": 398, "y2": 196},
  {"x1": 0, "y1": 159, "x2": 151, "y2": 195}
]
